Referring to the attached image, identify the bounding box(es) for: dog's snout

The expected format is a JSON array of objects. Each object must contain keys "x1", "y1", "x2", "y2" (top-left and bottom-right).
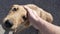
[{"x1": 4, "y1": 20, "x2": 13, "y2": 28}]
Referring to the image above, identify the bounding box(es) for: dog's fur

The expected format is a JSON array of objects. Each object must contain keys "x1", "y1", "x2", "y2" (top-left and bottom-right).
[{"x1": 3, "y1": 4, "x2": 53, "y2": 34}]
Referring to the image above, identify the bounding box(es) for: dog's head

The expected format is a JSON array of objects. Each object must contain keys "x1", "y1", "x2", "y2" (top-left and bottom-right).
[
  {"x1": 2, "y1": 5, "x2": 30, "y2": 32},
  {"x1": 2, "y1": 4, "x2": 53, "y2": 32}
]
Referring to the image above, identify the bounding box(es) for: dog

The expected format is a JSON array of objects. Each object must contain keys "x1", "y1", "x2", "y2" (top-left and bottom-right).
[{"x1": 2, "y1": 4, "x2": 53, "y2": 34}]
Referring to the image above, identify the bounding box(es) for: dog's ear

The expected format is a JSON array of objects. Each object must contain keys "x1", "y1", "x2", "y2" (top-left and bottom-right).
[
  {"x1": 25, "y1": 4, "x2": 53, "y2": 23},
  {"x1": 25, "y1": 4, "x2": 40, "y2": 12},
  {"x1": 45, "y1": 12, "x2": 53, "y2": 23}
]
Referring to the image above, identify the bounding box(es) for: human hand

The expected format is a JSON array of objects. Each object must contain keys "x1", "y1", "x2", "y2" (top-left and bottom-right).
[{"x1": 24, "y1": 6, "x2": 40, "y2": 23}]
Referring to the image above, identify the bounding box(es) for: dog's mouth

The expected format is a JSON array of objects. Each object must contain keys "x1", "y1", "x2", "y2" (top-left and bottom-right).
[
  {"x1": 2, "y1": 20, "x2": 14, "y2": 31},
  {"x1": 2, "y1": 20, "x2": 29, "y2": 31},
  {"x1": 14, "y1": 22, "x2": 29, "y2": 33},
  {"x1": 2, "y1": 23, "x2": 13, "y2": 31}
]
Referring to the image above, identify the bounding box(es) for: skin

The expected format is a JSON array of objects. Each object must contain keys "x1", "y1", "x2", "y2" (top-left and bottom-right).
[{"x1": 24, "y1": 6, "x2": 60, "y2": 34}]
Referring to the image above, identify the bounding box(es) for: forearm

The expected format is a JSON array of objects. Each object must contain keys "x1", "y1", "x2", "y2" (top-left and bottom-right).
[
  {"x1": 35, "y1": 18, "x2": 60, "y2": 34},
  {"x1": 24, "y1": 6, "x2": 60, "y2": 34}
]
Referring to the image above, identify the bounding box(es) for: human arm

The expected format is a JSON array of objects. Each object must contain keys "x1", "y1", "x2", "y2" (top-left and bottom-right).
[{"x1": 24, "y1": 6, "x2": 60, "y2": 34}]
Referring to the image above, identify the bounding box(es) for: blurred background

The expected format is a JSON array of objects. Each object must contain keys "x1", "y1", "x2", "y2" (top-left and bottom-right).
[{"x1": 0, "y1": 0, "x2": 60, "y2": 34}]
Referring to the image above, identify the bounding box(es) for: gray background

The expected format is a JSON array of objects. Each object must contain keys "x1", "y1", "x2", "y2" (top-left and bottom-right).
[{"x1": 0, "y1": 0, "x2": 60, "y2": 34}]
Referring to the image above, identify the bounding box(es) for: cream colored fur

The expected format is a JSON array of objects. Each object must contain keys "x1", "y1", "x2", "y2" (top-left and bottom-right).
[{"x1": 3, "y1": 4, "x2": 53, "y2": 34}]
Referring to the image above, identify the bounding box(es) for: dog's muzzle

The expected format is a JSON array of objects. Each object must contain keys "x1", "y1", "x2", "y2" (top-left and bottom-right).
[{"x1": 3, "y1": 20, "x2": 13, "y2": 28}]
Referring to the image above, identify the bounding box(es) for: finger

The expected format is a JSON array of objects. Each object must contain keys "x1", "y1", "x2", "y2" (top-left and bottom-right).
[
  {"x1": 24, "y1": 6, "x2": 35, "y2": 18},
  {"x1": 23, "y1": 6, "x2": 30, "y2": 21},
  {"x1": 24, "y1": 6, "x2": 33, "y2": 14},
  {"x1": 24, "y1": 6, "x2": 39, "y2": 18},
  {"x1": 24, "y1": 6, "x2": 40, "y2": 20}
]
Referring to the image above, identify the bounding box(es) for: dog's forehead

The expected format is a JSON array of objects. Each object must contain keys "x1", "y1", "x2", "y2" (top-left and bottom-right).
[
  {"x1": 10, "y1": 5, "x2": 27, "y2": 16},
  {"x1": 12, "y1": 5, "x2": 24, "y2": 8}
]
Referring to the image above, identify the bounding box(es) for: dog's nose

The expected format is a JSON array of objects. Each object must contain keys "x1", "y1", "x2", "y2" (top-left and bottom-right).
[{"x1": 4, "y1": 20, "x2": 13, "y2": 28}]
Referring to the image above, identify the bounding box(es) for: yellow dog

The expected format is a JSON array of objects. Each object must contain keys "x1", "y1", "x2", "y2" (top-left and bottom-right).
[{"x1": 2, "y1": 4, "x2": 53, "y2": 34}]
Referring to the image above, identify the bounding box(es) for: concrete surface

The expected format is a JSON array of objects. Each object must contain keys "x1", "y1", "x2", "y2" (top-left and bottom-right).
[{"x1": 0, "y1": 0, "x2": 60, "y2": 34}]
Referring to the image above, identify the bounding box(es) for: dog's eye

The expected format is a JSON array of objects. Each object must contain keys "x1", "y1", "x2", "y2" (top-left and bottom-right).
[
  {"x1": 22, "y1": 16, "x2": 27, "y2": 21},
  {"x1": 12, "y1": 8, "x2": 18, "y2": 11}
]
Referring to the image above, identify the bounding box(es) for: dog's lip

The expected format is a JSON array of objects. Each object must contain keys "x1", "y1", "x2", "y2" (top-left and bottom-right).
[
  {"x1": 2, "y1": 24, "x2": 8, "y2": 30},
  {"x1": 2, "y1": 23, "x2": 14, "y2": 31}
]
